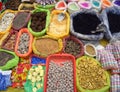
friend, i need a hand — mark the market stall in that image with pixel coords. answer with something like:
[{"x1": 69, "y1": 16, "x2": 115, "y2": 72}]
[{"x1": 0, "y1": 0, "x2": 120, "y2": 92}]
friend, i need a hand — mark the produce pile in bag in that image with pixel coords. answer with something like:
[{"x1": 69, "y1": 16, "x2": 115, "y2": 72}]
[
  {"x1": 70, "y1": 9, "x2": 105, "y2": 40},
  {"x1": 24, "y1": 65, "x2": 45, "y2": 92},
  {"x1": 102, "y1": 6, "x2": 120, "y2": 40},
  {"x1": 11, "y1": 63, "x2": 31, "y2": 88},
  {"x1": 0, "y1": 49, "x2": 19, "y2": 70},
  {"x1": 76, "y1": 56, "x2": 110, "y2": 92}
]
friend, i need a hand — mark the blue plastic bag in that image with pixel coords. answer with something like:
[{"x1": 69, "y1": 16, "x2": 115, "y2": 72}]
[{"x1": 0, "y1": 70, "x2": 12, "y2": 91}]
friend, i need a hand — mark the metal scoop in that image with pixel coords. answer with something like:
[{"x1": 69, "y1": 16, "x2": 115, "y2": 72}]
[{"x1": 58, "y1": 9, "x2": 66, "y2": 22}]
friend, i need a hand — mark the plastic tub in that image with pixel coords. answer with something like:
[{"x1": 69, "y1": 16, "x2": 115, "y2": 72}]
[
  {"x1": 28, "y1": 9, "x2": 50, "y2": 37},
  {"x1": 0, "y1": 49, "x2": 19, "y2": 70},
  {"x1": 18, "y1": 3, "x2": 35, "y2": 12},
  {"x1": 30, "y1": 54, "x2": 46, "y2": 65},
  {"x1": 32, "y1": 35, "x2": 63, "y2": 58},
  {"x1": 44, "y1": 54, "x2": 76, "y2": 92},
  {"x1": 1, "y1": 29, "x2": 18, "y2": 51},
  {"x1": 47, "y1": 10, "x2": 70, "y2": 38},
  {"x1": 15, "y1": 28, "x2": 33, "y2": 58},
  {"x1": 12, "y1": 12, "x2": 31, "y2": 30},
  {"x1": 68, "y1": 2, "x2": 80, "y2": 14},
  {"x1": 63, "y1": 36, "x2": 84, "y2": 58},
  {"x1": 76, "y1": 56, "x2": 110, "y2": 92}
]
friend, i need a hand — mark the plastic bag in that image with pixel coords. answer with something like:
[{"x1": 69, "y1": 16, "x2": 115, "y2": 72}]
[
  {"x1": 0, "y1": 70, "x2": 12, "y2": 91},
  {"x1": 101, "y1": 6, "x2": 120, "y2": 40},
  {"x1": 70, "y1": 9, "x2": 104, "y2": 40}
]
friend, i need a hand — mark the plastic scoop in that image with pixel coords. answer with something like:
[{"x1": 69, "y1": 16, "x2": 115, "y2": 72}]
[{"x1": 58, "y1": 9, "x2": 66, "y2": 21}]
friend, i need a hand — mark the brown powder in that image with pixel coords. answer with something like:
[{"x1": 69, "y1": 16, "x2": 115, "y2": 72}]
[
  {"x1": 35, "y1": 38, "x2": 59, "y2": 55},
  {"x1": 86, "y1": 45, "x2": 96, "y2": 55}
]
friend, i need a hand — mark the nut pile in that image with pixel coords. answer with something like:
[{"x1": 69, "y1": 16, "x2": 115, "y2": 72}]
[
  {"x1": 0, "y1": 12, "x2": 15, "y2": 31},
  {"x1": 3, "y1": 33, "x2": 17, "y2": 51},
  {"x1": 27, "y1": 65, "x2": 44, "y2": 92},
  {"x1": 0, "y1": 51, "x2": 14, "y2": 66},
  {"x1": 47, "y1": 61, "x2": 74, "y2": 92},
  {"x1": 36, "y1": 0, "x2": 56, "y2": 5},
  {"x1": 77, "y1": 57, "x2": 107, "y2": 90},
  {"x1": 65, "y1": 40, "x2": 81, "y2": 56},
  {"x1": 30, "y1": 12, "x2": 47, "y2": 32},
  {"x1": 17, "y1": 33, "x2": 30, "y2": 54},
  {"x1": 13, "y1": 12, "x2": 29, "y2": 30}
]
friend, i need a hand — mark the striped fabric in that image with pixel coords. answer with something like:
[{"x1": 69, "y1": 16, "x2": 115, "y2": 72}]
[
  {"x1": 112, "y1": 60, "x2": 120, "y2": 74},
  {"x1": 97, "y1": 49, "x2": 118, "y2": 70},
  {"x1": 105, "y1": 42, "x2": 120, "y2": 61},
  {"x1": 111, "y1": 74, "x2": 120, "y2": 92},
  {"x1": 112, "y1": 42, "x2": 120, "y2": 61}
]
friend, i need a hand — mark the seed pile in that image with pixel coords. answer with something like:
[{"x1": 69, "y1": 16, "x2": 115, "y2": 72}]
[
  {"x1": 36, "y1": 0, "x2": 56, "y2": 5},
  {"x1": 0, "y1": 12, "x2": 15, "y2": 31},
  {"x1": 27, "y1": 65, "x2": 44, "y2": 92},
  {"x1": 30, "y1": 12, "x2": 47, "y2": 32},
  {"x1": 13, "y1": 12, "x2": 29, "y2": 29},
  {"x1": 0, "y1": 51, "x2": 14, "y2": 66},
  {"x1": 85, "y1": 45, "x2": 96, "y2": 56},
  {"x1": 65, "y1": 40, "x2": 81, "y2": 56},
  {"x1": 107, "y1": 12, "x2": 120, "y2": 33},
  {"x1": 73, "y1": 13, "x2": 101, "y2": 35},
  {"x1": 18, "y1": 33, "x2": 30, "y2": 54},
  {"x1": 3, "y1": 33, "x2": 16, "y2": 51},
  {"x1": 35, "y1": 38, "x2": 59, "y2": 55},
  {"x1": 47, "y1": 61, "x2": 74, "y2": 92},
  {"x1": 5, "y1": 0, "x2": 21, "y2": 10},
  {"x1": 77, "y1": 57, "x2": 107, "y2": 90}
]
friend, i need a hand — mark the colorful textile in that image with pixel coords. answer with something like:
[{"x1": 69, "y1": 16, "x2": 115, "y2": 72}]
[
  {"x1": 97, "y1": 49, "x2": 118, "y2": 70},
  {"x1": 111, "y1": 74, "x2": 120, "y2": 92}
]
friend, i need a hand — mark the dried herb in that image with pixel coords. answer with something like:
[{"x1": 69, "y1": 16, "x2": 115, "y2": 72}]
[
  {"x1": 73, "y1": 13, "x2": 101, "y2": 35},
  {"x1": 5, "y1": 0, "x2": 21, "y2": 10},
  {"x1": 30, "y1": 12, "x2": 47, "y2": 32},
  {"x1": 0, "y1": 51, "x2": 14, "y2": 66},
  {"x1": 13, "y1": 12, "x2": 29, "y2": 29},
  {"x1": 65, "y1": 40, "x2": 81, "y2": 56},
  {"x1": 107, "y1": 12, "x2": 120, "y2": 33}
]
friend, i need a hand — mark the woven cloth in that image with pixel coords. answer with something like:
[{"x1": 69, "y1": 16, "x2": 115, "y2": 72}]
[
  {"x1": 112, "y1": 42, "x2": 120, "y2": 61},
  {"x1": 112, "y1": 60, "x2": 120, "y2": 74},
  {"x1": 111, "y1": 74, "x2": 120, "y2": 92},
  {"x1": 97, "y1": 49, "x2": 118, "y2": 70},
  {"x1": 105, "y1": 41, "x2": 120, "y2": 61}
]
